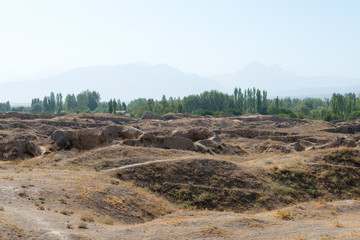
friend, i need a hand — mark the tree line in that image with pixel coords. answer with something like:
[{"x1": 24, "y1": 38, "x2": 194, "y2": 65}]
[
  {"x1": 28, "y1": 90, "x2": 106, "y2": 114},
  {"x1": 1, "y1": 88, "x2": 360, "y2": 121},
  {"x1": 126, "y1": 88, "x2": 360, "y2": 121}
]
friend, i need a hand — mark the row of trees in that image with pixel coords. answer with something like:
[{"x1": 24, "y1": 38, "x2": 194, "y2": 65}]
[
  {"x1": 31, "y1": 92, "x2": 64, "y2": 113},
  {"x1": 2, "y1": 88, "x2": 360, "y2": 121},
  {"x1": 26, "y1": 90, "x2": 129, "y2": 114},
  {"x1": 330, "y1": 93, "x2": 357, "y2": 116},
  {"x1": 126, "y1": 88, "x2": 269, "y2": 117},
  {"x1": 108, "y1": 99, "x2": 127, "y2": 113},
  {"x1": 126, "y1": 89, "x2": 360, "y2": 120},
  {"x1": 30, "y1": 90, "x2": 101, "y2": 113}
]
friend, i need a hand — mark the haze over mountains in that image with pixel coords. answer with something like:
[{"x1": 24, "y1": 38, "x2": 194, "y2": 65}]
[
  {"x1": 1, "y1": 62, "x2": 360, "y2": 104},
  {"x1": 0, "y1": 64, "x2": 223, "y2": 104},
  {"x1": 209, "y1": 62, "x2": 360, "y2": 98}
]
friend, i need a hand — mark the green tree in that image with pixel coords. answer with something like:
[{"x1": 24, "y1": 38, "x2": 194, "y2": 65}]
[
  {"x1": 275, "y1": 96, "x2": 279, "y2": 109},
  {"x1": 43, "y1": 96, "x2": 50, "y2": 112},
  {"x1": 112, "y1": 98, "x2": 117, "y2": 113},
  {"x1": 147, "y1": 99, "x2": 155, "y2": 112},
  {"x1": 55, "y1": 93, "x2": 63, "y2": 113},
  {"x1": 108, "y1": 99, "x2": 114, "y2": 113},
  {"x1": 297, "y1": 104, "x2": 311, "y2": 116},
  {"x1": 127, "y1": 98, "x2": 147, "y2": 117},
  {"x1": 261, "y1": 90, "x2": 268, "y2": 114},
  {"x1": 76, "y1": 92, "x2": 88, "y2": 112},
  {"x1": 49, "y1": 92, "x2": 56, "y2": 112},
  {"x1": 64, "y1": 94, "x2": 78, "y2": 112},
  {"x1": 0, "y1": 101, "x2": 11, "y2": 112},
  {"x1": 5, "y1": 101, "x2": 10, "y2": 111},
  {"x1": 31, "y1": 98, "x2": 40, "y2": 107},
  {"x1": 31, "y1": 103, "x2": 43, "y2": 113},
  {"x1": 330, "y1": 93, "x2": 345, "y2": 115},
  {"x1": 256, "y1": 89, "x2": 262, "y2": 113},
  {"x1": 87, "y1": 90, "x2": 100, "y2": 111}
]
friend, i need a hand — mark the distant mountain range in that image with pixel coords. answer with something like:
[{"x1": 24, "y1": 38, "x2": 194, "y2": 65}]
[
  {"x1": 1, "y1": 62, "x2": 360, "y2": 103},
  {"x1": 0, "y1": 64, "x2": 223, "y2": 103},
  {"x1": 208, "y1": 62, "x2": 360, "y2": 98}
]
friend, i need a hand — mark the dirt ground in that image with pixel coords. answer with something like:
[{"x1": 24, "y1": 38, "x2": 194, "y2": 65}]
[{"x1": 1, "y1": 112, "x2": 360, "y2": 239}]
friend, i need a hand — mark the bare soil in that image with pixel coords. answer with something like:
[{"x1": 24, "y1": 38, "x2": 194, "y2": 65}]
[{"x1": 1, "y1": 112, "x2": 360, "y2": 239}]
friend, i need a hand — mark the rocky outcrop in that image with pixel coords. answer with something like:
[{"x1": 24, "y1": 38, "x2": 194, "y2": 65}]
[
  {"x1": 124, "y1": 134, "x2": 195, "y2": 151},
  {"x1": 311, "y1": 137, "x2": 357, "y2": 150},
  {"x1": 289, "y1": 142, "x2": 305, "y2": 152},
  {"x1": 256, "y1": 142, "x2": 293, "y2": 154},
  {"x1": 0, "y1": 135, "x2": 39, "y2": 160},
  {"x1": 195, "y1": 142, "x2": 247, "y2": 155},
  {"x1": 219, "y1": 129, "x2": 289, "y2": 140},
  {"x1": 51, "y1": 129, "x2": 104, "y2": 150},
  {"x1": 171, "y1": 127, "x2": 221, "y2": 142},
  {"x1": 51, "y1": 124, "x2": 246, "y2": 155},
  {"x1": 122, "y1": 127, "x2": 223, "y2": 152},
  {"x1": 102, "y1": 125, "x2": 144, "y2": 141},
  {"x1": 52, "y1": 125, "x2": 144, "y2": 150}
]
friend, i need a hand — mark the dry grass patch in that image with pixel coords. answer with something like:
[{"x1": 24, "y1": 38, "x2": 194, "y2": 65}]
[
  {"x1": 1, "y1": 175, "x2": 14, "y2": 180},
  {"x1": 21, "y1": 183, "x2": 35, "y2": 188},
  {"x1": 329, "y1": 206, "x2": 338, "y2": 215},
  {"x1": 333, "y1": 220, "x2": 343, "y2": 228},
  {"x1": 336, "y1": 229, "x2": 360, "y2": 238},
  {"x1": 317, "y1": 199, "x2": 327, "y2": 206},
  {"x1": 60, "y1": 210, "x2": 74, "y2": 216},
  {"x1": 37, "y1": 205, "x2": 45, "y2": 210},
  {"x1": 78, "y1": 221, "x2": 88, "y2": 229},
  {"x1": 97, "y1": 215, "x2": 114, "y2": 225},
  {"x1": 72, "y1": 233, "x2": 92, "y2": 239},
  {"x1": 198, "y1": 226, "x2": 231, "y2": 237},
  {"x1": 37, "y1": 195, "x2": 45, "y2": 201},
  {"x1": 320, "y1": 236, "x2": 334, "y2": 240},
  {"x1": 103, "y1": 195, "x2": 126, "y2": 211},
  {"x1": 80, "y1": 211, "x2": 94, "y2": 222},
  {"x1": 275, "y1": 210, "x2": 292, "y2": 220},
  {"x1": 0, "y1": 221, "x2": 24, "y2": 237},
  {"x1": 271, "y1": 184, "x2": 298, "y2": 203},
  {"x1": 247, "y1": 221, "x2": 264, "y2": 228},
  {"x1": 17, "y1": 190, "x2": 27, "y2": 197},
  {"x1": 66, "y1": 222, "x2": 73, "y2": 229},
  {"x1": 287, "y1": 234, "x2": 308, "y2": 240},
  {"x1": 273, "y1": 233, "x2": 308, "y2": 240},
  {"x1": 19, "y1": 156, "x2": 47, "y2": 167}
]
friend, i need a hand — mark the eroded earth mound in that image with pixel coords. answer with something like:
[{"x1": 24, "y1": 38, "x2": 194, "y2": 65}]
[{"x1": 1, "y1": 113, "x2": 360, "y2": 239}]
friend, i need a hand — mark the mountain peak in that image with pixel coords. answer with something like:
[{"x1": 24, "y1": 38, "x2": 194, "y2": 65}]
[{"x1": 241, "y1": 62, "x2": 267, "y2": 71}]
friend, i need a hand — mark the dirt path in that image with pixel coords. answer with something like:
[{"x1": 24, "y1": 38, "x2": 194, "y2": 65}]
[{"x1": 100, "y1": 155, "x2": 199, "y2": 173}]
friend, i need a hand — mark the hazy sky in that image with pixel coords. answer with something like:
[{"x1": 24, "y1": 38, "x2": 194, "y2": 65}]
[{"x1": 0, "y1": 0, "x2": 359, "y2": 83}]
